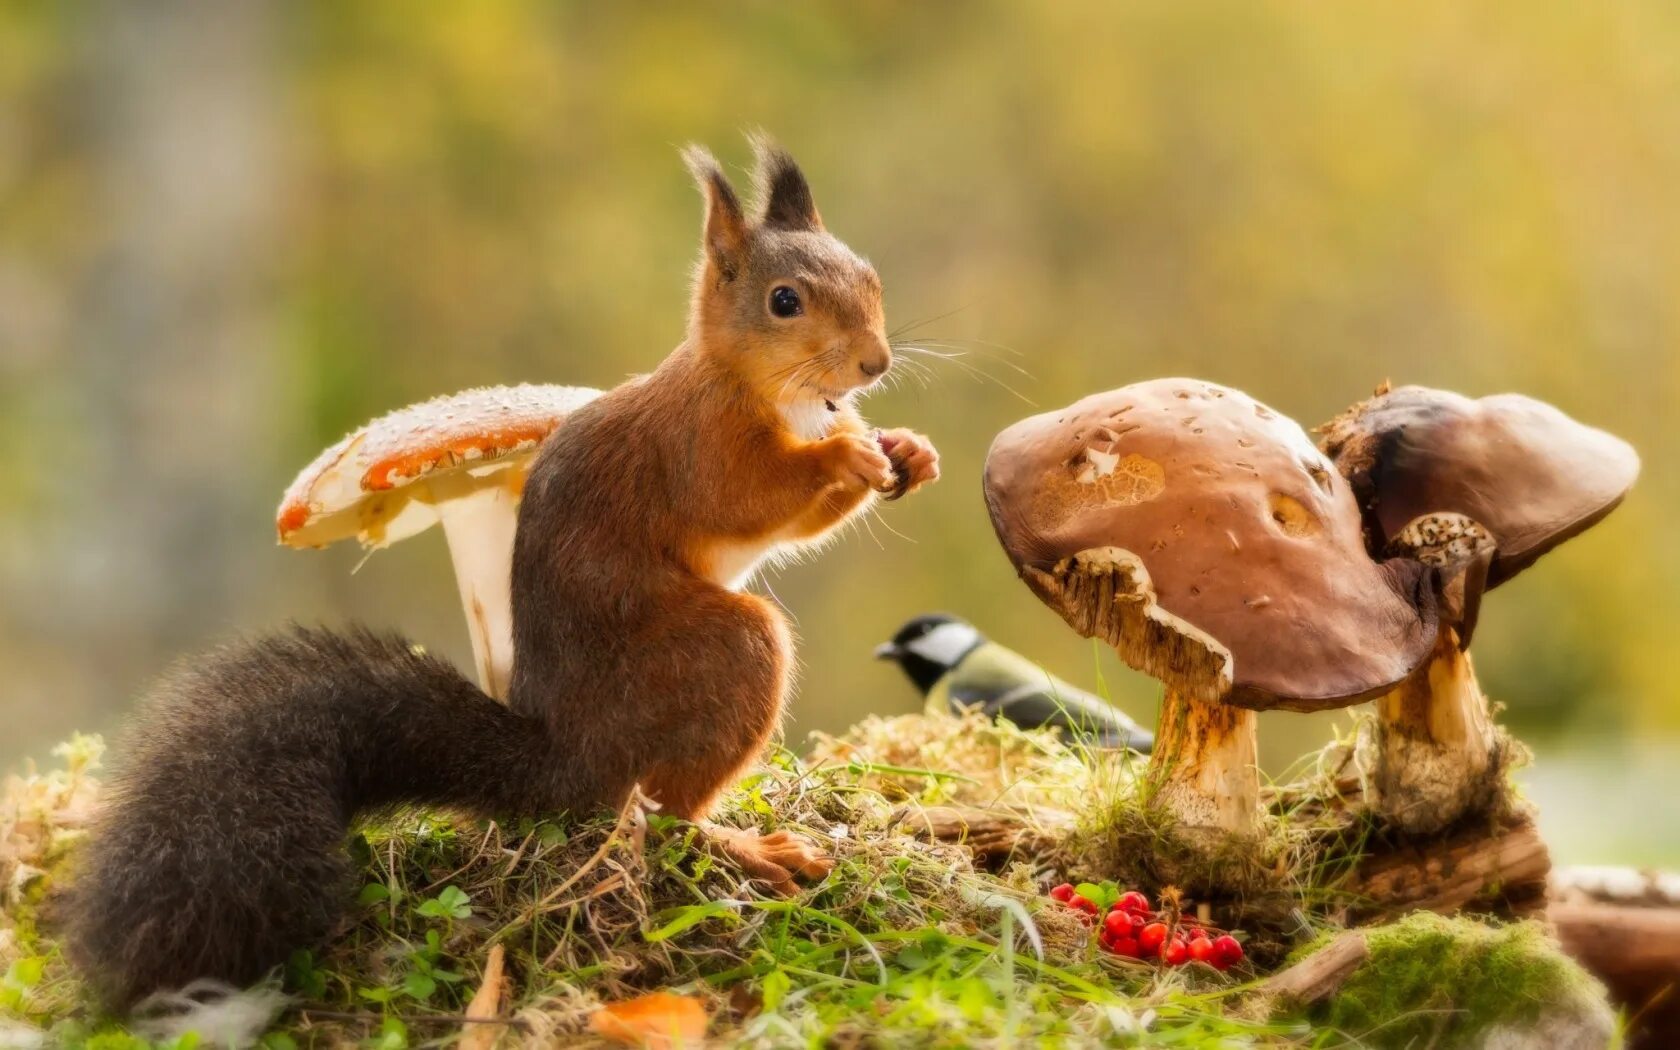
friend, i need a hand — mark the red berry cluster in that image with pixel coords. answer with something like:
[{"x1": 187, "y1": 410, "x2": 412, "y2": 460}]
[{"x1": 1048, "y1": 884, "x2": 1244, "y2": 970}]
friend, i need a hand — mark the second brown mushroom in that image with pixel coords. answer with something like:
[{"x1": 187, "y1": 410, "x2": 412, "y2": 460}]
[
  {"x1": 984, "y1": 379, "x2": 1439, "y2": 841},
  {"x1": 1320, "y1": 384, "x2": 1641, "y2": 834}
]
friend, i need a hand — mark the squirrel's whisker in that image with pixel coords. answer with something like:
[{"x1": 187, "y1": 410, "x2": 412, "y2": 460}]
[
  {"x1": 864, "y1": 502, "x2": 917, "y2": 544},
  {"x1": 886, "y1": 305, "x2": 973, "y2": 342},
  {"x1": 893, "y1": 345, "x2": 1037, "y2": 405},
  {"x1": 895, "y1": 342, "x2": 1035, "y2": 380},
  {"x1": 887, "y1": 358, "x2": 935, "y2": 392},
  {"x1": 898, "y1": 345, "x2": 1035, "y2": 387},
  {"x1": 854, "y1": 504, "x2": 887, "y2": 550},
  {"x1": 904, "y1": 333, "x2": 1027, "y2": 359}
]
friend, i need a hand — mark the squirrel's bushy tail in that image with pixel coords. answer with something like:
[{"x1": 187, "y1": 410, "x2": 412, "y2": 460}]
[{"x1": 61, "y1": 626, "x2": 553, "y2": 1009}]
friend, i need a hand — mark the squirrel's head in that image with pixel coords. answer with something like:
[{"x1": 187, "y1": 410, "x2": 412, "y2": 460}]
[{"x1": 682, "y1": 137, "x2": 890, "y2": 412}]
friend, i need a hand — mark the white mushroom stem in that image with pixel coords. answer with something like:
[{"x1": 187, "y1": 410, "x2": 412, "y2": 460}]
[
  {"x1": 1371, "y1": 626, "x2": 1499, "y2": 835},
  {"x1": 1148, "y1": 691, "x2": 1261, "y2": 838},
  {"x1": 436, "y1": 479, "x2": 521, "y2": 702}
]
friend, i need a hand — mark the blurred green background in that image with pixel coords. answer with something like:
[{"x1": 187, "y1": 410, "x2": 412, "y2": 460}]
[{"x1": 2, "y1": 2, "x2": 1675, "y2": 862}]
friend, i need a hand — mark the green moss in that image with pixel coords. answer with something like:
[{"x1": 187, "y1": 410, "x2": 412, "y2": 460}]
[{"x1": 1311, "y1": 913, "x2": 1601, "y2": 1048}]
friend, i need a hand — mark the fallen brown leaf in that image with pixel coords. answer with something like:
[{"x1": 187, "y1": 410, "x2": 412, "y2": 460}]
[
  {"x1": 589, "y1": 991, "x2": 708, "y2": 1048},
  {"x1": 457, "y1": 944, "x2": 506, "y2": 1050}
]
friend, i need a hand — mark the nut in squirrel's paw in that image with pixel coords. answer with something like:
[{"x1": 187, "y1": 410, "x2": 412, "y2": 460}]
[
  {"x1": 834, "y1": 431, "x2": 896, "y2": 492},
  {"x1": 876, "y1": 428, "x2": 941, "y2": 500}
]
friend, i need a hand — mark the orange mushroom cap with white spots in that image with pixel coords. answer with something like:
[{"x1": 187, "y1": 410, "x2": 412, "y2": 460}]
[
  {"x1": 276, "y1": 382, "x2": 601, "y2": 701},
  {"x1": 277, "y1": 384, "x2": 601, "y2": 550}
]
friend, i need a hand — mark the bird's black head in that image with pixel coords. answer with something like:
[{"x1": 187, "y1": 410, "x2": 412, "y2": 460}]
[{"x1": 874, "y1": 613, "x2": 985, "y2": 695}]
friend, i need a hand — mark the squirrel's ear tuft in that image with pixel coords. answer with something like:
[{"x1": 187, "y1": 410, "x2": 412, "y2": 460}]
[
  {"x1": 682, "y1": 144, "x2": 747, "y2": 281},
  {"x1": 750, "y1": 133, "x2": 823, "y2": 232}
]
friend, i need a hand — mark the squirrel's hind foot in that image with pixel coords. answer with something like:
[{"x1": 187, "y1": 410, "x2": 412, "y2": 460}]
[{"x1": 703, "y1": 824, "x2": 834, "y2": 896}]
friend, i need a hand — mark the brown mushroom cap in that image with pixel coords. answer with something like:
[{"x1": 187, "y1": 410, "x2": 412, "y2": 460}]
[
  {"x1": 1319, "y1": 386, "x2": 1641, "y2": 587},
  {"x1": 277, "y1": 383, "x2": 601, "y2": 549},
  {"x1": 984, "y1": 379, "x2": 1437, "y2": 713}
]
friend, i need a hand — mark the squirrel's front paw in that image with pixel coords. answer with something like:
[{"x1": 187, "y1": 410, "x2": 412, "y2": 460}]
[
  {"x1": 876, "y1": 428, "x2": 941, "y2": 500},
  {"x1": 831, "y1": 431, "x2": 896, "y2": 493}
]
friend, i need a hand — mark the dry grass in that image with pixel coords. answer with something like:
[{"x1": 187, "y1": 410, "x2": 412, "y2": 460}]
[{"x1": 806, "y1": 707, "x2": 1101, "y2": 812}]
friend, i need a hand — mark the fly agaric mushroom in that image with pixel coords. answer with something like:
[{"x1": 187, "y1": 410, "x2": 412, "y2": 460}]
[
  {"x1": 984, "y1": 379, "x2": 1438, "y2": 840},
  {"x1": 1320, "y1": 385, "x2": 1640, "y2": 834},
  {"x1": 278, "y1": 383, "x2": 601, "y2": 700}
]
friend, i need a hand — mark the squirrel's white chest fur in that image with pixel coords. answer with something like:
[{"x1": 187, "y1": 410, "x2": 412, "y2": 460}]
[
  {"x1": 780, "y1": 398, "x2": 837, "y2": 442},
  {"x1": 707, "y1": 528, "x2": 802, "y2": 591},
  {"x1": 704, "y1": 399, "x2": 849, "y2": 590}
]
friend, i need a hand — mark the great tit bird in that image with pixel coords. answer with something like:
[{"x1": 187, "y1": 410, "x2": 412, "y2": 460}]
[{"x1": 874, "y1": 614, "x2": 1154, "y2": 752}]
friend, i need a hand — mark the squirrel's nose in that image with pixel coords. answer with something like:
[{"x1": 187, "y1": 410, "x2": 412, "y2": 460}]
[{"x1": 859, "y1": 357, "x2": 889, "y2": 379}]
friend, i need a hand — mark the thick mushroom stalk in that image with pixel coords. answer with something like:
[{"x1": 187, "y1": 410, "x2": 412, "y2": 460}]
[
  {"x1": 1372, "y1": 629, "x2": 1495, "y2": 833},
  {"x1": 1154, "y1": 696, "x2": 1258, "y2": 836},
  {"x1": 1320, "y1": 385, "x2": 1640, "y2": 833},
  {"x1": 277, "y1": 384, "x2": 601, "y2": 700},
  {"x1": 1368, "y1": 514, "x2": 1500, "y2": 834},
  {"x1": 1023, "y1": 546, "x2": 1257, "y2": 836},
  {"x1": 987, "y1": 381, "x2": 1438, "y2": 847}
]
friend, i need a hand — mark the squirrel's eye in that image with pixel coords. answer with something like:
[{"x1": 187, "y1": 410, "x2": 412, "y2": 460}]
[{"x1": 769, "y1": 286, "x2": 802, "y2": 318}]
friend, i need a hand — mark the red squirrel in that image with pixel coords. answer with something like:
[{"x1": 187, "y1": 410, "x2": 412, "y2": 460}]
[{"x1": 62, "y1": 137, "x2": 939, "y2": 1008}]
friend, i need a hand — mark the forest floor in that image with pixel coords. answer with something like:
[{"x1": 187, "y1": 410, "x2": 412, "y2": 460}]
[{"x1": 1, "y1": 716, "x2": 1614, "y2": 1048}]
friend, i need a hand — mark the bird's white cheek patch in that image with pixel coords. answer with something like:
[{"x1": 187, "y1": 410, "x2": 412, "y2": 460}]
[{"x1": 905, "y1": 622, "x2": 983, "y2": 665}]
